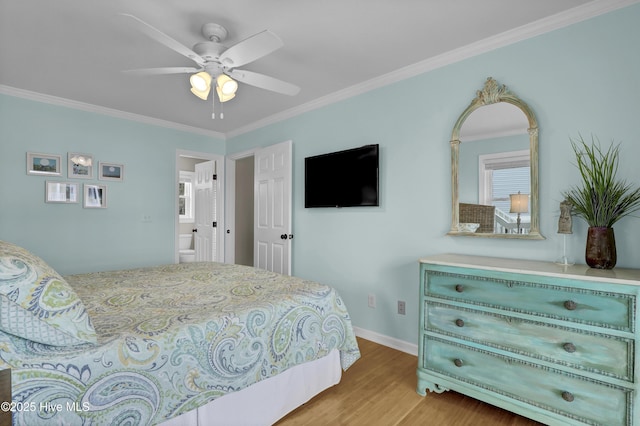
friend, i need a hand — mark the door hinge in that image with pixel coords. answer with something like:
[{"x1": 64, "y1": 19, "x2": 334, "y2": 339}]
[
  {"x1": 212, "y1": 174, "x2": 217, "y2": 180},
  {"x1": 212, "y1": 221, "x2": 217, "y2": 227}
]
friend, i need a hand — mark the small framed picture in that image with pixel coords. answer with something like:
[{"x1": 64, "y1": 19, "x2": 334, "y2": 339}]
[
  {"x1": 27, "y1": 153, "x2": 62, "y2": 176},
  {"x1": 68, "y1": 153, "x2": 94, "y2": 179},
  {"x1": 84, "y1": 184, "x2": 107, "y2": 208},
  {"x1": 45, "y1": 181, "x2": 79, "y2": 203},
  {"x1": 99, "y1": 162, "x2": 124, "y2": 181}
]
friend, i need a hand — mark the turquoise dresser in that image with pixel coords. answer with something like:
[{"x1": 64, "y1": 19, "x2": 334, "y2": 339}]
[{"x1": 417, "y1": 254, "x2": 640, "y2": 425}]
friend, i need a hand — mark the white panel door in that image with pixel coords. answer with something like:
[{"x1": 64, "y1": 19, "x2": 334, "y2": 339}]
[
  {"x1": 194, "y1": 160, "x2": 217, "y2": 262},
  {"x1": 254, "y1": 141, "x2": 292, "y2": 275}
]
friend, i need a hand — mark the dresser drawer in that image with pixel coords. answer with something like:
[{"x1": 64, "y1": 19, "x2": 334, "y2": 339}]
[
  {"x1": 426, "y1": 302, "x2": 634, "y2": 381},
  {"x1": 425, "y1": 269, "x2": 634, "y2": 331},
  {"x1": 423, "y1": 337, "x2": 631, "y2": 426}
]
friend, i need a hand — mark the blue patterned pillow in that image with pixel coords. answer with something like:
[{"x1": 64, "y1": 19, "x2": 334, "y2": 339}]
[{"x1": 0, "y1": 240, "x2": 97, "y2": 346}]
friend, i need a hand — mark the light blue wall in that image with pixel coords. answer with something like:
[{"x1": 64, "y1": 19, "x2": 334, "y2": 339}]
[
  {"x1": 0, "y1": 95, "x2": 225, "y2": 275},
  {"x1": 228, "y1": 4, "x2": 640, "y2": 344},
  {"x1": 1, "y1": 5, "x2": 639, "y2": 346}
]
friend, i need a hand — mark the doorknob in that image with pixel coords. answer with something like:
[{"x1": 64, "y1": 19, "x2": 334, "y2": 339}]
[
  {"x1": 192, "y1": 229, "x2": 198, "y2": 233},
  {"x1": 280, "y1": 234, "x2": 287, "y2": 239}
]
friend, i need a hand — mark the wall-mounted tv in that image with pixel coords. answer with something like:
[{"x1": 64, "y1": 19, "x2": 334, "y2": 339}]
[{"x1": 305, "y1": 144, "x2": 379, "y2": 208}]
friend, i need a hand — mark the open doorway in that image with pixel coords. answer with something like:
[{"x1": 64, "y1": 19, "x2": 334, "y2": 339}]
[
  {"x1": 234, "y1": 156, "x2": 254, "y2": 266},
  {"x1": 225, "y1": 152, "x2": 255, "y2": 267},
  {"x1": 175, "y1": 150, "x2": 224, "y2": 264},
  {"x1": 226, "y1": 140, "x2": 292, "y2": 274}
]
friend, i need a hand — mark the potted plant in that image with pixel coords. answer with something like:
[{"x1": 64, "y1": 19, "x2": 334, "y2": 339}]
[{"x1": 563, "y1": 135, "x2": 640, "y2": 269}]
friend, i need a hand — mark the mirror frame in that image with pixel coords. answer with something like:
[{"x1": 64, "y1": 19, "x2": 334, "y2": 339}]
[{"x1": 448, "y1": 77, "x2": 544, "y2": 239}]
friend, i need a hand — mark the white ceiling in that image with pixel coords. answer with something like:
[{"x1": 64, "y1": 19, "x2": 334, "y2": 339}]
[{"x1": 0, "y1": 0, "x2": 632, "y2": 138}]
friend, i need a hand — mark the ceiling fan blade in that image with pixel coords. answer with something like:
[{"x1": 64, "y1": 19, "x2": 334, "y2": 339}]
[
  {"x1": 219, "y1": 30, "x2": 284, "y2": 68},
  {"x1": 228, "y1": 69, "x2": 300, "y2": 96},
  {"x1": 120, "y1": 13, "x2": 205, "y2": 66},
  {"x1": 123, "y1": 67, "x2": 201, "y2": 76}
]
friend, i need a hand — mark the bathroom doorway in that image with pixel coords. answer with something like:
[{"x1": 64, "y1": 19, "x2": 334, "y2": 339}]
[{"x1": 175, "y1": 150, "x2": 225, "y2": 264}]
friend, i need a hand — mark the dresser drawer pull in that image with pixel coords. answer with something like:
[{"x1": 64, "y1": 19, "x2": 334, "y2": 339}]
[
  {"x1": 563, "y1": 342, "x2": 576, "y2": 353},
  {"x1": 455, "y1": 284, "x2": 464, "y2": 293},
  {"x1": 563, "y1": 300, "x2": 577, "y2": 311},
  {"x1": 453, "y1": 358, "x2": 463, "y2": 367},
  {"x1": 561, "y1": 391, "x2": 575, "y2": 402},
  {"x1": 455, "y1": 319, "x2": 465, "y2": 327}
]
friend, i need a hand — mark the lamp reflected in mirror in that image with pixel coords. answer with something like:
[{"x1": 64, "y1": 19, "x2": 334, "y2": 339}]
[{"x1": 509, "y1": 191, "x2": 529, "y2": 234}]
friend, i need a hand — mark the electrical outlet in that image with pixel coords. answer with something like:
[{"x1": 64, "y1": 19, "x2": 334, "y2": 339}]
[
  {"x1": 398, "y1": 300, "x2": 406, "y2": 315},
  {"x1": 368, "y1": 294, "x2": 376, "y2": 308}
]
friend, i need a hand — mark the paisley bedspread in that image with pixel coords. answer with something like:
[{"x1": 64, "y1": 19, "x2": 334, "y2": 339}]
[{"x1": 1, "y1": 262, "x2": 360, "y2": 425}]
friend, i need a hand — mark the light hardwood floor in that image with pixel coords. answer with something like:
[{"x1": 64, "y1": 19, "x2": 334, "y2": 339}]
[{"x1": 277, "y1": 338, "x2": 542, "y2": 426}]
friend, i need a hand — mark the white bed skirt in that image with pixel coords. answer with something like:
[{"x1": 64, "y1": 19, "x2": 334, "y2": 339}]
[{"x1": 159, "y1": 349, "x2": 342, "y2": 426}]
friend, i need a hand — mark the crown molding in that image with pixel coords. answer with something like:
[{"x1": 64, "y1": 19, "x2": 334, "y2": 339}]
[
  {"x1": 2, "y1": 0, "x2": 636, "y2": 141},
  {"x1": 0, "y1": 85, "x2": 225, "y2": 140},
  {"x1": 226, "y1": 0, "x2": 639, "y2": 139}
]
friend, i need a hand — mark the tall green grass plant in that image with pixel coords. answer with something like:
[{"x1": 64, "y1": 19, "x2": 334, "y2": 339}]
[{"x1": 563, "y1": 135, "x2": 640, "y2": 228}]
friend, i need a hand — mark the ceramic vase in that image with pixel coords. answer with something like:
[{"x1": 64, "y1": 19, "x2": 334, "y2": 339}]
[{"x1": 585, "y1": 226, "x2": 616, "y2": 269}]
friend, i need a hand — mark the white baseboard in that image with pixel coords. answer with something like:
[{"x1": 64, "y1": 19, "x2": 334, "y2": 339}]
[{"x1": 353, "y1": 327, "x2": 418, "y2": 356}]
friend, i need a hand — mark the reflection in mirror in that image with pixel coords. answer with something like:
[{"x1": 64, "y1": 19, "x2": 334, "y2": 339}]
[
  {"x1": 449, "y1": 78, "x2": 544, "y2": 239},
  {"x1": 459, "y1": 103, "x2": 530, "y2": 234}
]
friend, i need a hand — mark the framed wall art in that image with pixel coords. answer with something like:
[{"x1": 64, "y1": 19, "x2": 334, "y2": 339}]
[
  {"x1": 27, "y1": 152, "x2": 62, "y2": 176},
  {"x1": 68, "y1": 153, "x2": 94, "y2": 179},
  {"x1": 45, "y1": 181, "x2": 79, "y2": 203},
  {"x1": 84, "y1": 184, "x2": 107, "y2": 208},
  {"x1": 99, "y1": 162, "x2": 124, "y2": 181}
]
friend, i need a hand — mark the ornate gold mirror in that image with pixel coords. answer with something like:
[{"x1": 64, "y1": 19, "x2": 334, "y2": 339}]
[{"x1": 448, "y1": 77, "x2": 544, "y2": 239}]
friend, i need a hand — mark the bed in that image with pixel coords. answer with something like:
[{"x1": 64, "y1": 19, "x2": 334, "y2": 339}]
[{"x1": 0, "y1": 240, "x2": 360, "y2": 425}]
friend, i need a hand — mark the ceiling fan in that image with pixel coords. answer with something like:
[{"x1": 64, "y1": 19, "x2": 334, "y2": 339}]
[{"x1": 121, "y1": 13, "x2": 300, "y2": 110}]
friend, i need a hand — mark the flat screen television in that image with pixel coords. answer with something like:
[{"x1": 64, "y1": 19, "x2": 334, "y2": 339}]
[{"x1": 305, "y1": 144, "x2": 379, "y2": 208}]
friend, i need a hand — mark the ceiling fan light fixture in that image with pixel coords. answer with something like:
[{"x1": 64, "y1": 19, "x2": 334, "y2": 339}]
[
  {"x1": 216, "y1": 74, "x2": 238, "y2": 96},
  {"x1": 190, "y1": 71, "x2": 211, "y2": 91},
  {"x1": 190, "y1": 87, "x2": 210, "y2": 100},
  {"x1": 216, "y1": 86, "x2": 236, "y2": 103}
]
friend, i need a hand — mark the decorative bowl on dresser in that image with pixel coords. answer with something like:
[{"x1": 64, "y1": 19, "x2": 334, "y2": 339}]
[{"x1": 417, "y1": 254, "x2": 640, "y2": 426}]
